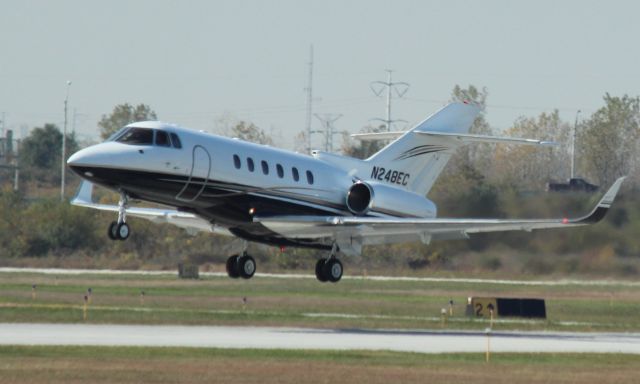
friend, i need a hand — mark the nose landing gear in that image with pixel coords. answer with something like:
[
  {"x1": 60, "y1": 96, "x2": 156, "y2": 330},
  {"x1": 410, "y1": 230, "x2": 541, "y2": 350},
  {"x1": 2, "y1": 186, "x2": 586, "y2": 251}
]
[{"x1": 108, "y1": 192, "x2": 130, "y2": 241}]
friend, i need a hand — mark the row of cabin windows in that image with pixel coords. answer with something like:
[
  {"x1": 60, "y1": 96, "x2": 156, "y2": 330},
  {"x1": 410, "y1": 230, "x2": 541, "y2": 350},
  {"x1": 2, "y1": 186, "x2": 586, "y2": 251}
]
[{"x1": 233, "y1": 154, "x2": 314, "y2": 184}]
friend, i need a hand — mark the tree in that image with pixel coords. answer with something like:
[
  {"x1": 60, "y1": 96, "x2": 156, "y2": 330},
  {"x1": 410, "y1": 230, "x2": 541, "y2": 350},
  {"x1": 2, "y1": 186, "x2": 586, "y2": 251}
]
[
  {"x1": 340, "y1": 124, "x2": 386, "y2": 159},
  {"x1": 578, "y1": 94, "x2": 640, "y2": 187},
  {"x1": 19, "y1": 124, "x2": 78, "y2": 181},
  {"x1": 98, "y1": 103, "x2": 158, "y2": 139},
  {"x1": 230, "y1": 121, "x2": 273, "y2": 145},
  {"x1": 494, "y1": 110, "x2": 571, "y2": 189}
]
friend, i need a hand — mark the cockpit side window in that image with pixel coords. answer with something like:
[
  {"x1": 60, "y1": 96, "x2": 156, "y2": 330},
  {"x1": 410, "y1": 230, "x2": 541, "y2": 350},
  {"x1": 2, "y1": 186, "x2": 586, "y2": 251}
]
[
  {"x1": 116, "y1": 128, "x2": 154, "y2": 145},
  {"x1": 169, "y1": 133, "x2": 182, "y2": 149},
  {"x1": 155, "y1": 130, "x2": 171, "y2": 147}
]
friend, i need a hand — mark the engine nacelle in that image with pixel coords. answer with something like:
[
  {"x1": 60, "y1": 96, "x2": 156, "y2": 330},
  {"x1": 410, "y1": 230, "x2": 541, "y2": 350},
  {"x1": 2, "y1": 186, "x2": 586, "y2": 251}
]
[{"x1": 346, "y1": 181, "x2": 436, "y2": 217}]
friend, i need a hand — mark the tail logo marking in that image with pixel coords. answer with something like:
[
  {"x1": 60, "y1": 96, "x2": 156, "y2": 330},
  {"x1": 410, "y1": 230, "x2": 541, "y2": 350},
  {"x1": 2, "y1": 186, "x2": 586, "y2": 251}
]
[{"x1": 394, "y1": 144, "x2": 448, "y2": 161}]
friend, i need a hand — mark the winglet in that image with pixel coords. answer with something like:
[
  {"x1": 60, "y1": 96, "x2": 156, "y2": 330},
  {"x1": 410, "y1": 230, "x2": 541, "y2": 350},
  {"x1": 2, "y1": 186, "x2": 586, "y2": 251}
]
[
  {"x1": 71, "y1": 180, "x2": 94, "y2": 206},
  {"x1": 573, "y1": 177, "x2": 625, "y2": 224}
]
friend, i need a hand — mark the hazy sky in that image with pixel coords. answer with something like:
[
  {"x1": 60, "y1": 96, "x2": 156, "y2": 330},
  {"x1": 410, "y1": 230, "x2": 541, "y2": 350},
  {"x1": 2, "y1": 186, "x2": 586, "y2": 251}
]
[{"x1": 1, "y1": 0, "x2": 639, "y2": 150}]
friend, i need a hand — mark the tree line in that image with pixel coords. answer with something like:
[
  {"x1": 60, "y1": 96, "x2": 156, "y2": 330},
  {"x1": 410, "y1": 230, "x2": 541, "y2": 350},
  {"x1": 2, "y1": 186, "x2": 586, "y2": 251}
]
[{"x1": 1, "y1": 89, "x2": 639, "y2": 277}]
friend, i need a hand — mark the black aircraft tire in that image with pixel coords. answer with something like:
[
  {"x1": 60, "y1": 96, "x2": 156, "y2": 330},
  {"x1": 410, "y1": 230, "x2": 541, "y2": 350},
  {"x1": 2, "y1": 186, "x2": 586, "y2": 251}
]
[
  {"x1": 315, "y1": 258, "x2": 328, "y2": 282},
  {"x1": 116, "y1": 222, "x2": 130, "y2": 241},
  {"x1": 323, "y1": 258, "x2": 343, "y2": 283},
  {"x1": 108, "y1": 221, "x2": 118, "y2": 240},
  {"x1": 226, "y1": 255, "x2": 240, "y2": 279},
  {"x1": 238, "y1": 254, "x2": 256, "y2": 279}
]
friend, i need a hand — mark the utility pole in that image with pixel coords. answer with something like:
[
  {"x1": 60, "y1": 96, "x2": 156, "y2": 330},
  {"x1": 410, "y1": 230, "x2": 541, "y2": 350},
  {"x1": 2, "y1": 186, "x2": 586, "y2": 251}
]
[
  {"x1": 61, "y1": 80, "x2": 72, "y2": 202},
  {"x1": 370, "y1": 69, "x2": 409, "y2": 131},
  {"x1": 312, "y1": 113, "x2": 343, "y2": 152},
  {"x1": 304, "y1": 45, "x2": 314, "y2": 154},
  {"x1": 72, "y1": 108, "x2": 77, "y2": 135},
  {"x1": 570, "y1": 109, "x2": 581, "y2": 179},
  {"x1": 13, "y1": 139, "x2": 19, "y2": 191}
]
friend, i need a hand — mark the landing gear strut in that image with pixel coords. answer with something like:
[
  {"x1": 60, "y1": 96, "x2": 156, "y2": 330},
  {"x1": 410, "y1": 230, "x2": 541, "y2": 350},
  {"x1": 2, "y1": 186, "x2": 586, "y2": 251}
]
[
  {"x1": 315, "y1": 244, "x2": 343, "y2": 283},
  {"x1": 108, "y1": 192, "x2": 130, "y2": 241}
]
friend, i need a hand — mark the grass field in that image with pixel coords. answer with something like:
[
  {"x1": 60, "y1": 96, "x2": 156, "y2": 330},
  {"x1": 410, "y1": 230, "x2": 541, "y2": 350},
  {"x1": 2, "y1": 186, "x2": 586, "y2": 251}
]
[
  {"x1": 1, "y1": 270, "x2": 639, "y2": 332},
  {"x1": 0, "y1": 346, "x2": 639, "y2": 384}
]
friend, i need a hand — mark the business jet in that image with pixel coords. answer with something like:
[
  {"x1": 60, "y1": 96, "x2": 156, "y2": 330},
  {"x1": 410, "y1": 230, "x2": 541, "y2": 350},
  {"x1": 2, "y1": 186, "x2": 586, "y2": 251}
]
[{"x1": 67, "y1": 102, "x2": 624, "y2": 283}]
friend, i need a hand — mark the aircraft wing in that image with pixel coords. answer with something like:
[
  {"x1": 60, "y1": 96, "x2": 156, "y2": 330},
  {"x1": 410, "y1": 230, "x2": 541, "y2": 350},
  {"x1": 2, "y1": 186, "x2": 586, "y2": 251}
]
[
  {"x1": 71, "y1": 181, "x2": 223, "y2": 235},
  {"x1": 255, "y1": 177, "x2": 625, "y2": 244}
]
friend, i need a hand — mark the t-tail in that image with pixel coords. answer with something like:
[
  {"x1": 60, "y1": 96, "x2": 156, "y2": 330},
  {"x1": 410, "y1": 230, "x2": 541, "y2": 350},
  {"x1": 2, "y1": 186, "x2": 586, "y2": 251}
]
[{"x1": 354, "y1": 102, "x2": 554, "y2": 196}]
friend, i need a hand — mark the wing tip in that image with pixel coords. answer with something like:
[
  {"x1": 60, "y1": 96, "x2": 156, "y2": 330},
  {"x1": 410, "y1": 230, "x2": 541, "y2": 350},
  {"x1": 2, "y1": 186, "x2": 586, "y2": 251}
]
[
  {"x1": 574, "y1": 176, "x2": 626, "y2": 224},
  {"x1": 71, "y1": 181, "x2": 94, "y2": 206}
]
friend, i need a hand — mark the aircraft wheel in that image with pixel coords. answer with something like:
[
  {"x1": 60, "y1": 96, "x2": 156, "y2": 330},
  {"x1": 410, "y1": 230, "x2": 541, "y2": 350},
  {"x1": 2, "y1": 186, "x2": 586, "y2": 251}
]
[
  {"x1": 116, "y1": 222, "x2": 130, "y2": 241},
  {"x1": 238, "y1": 254, "x2": 256, "y2": 279},
  {"x1": 315, "y1": 258, "x2": 328, "y2": 282},
  {"x1": 323, "y1": 258, "x2": 343, "y2": 283},
  {"x1": 226, "y1": 255, "x2": 240, "y2": 279},
  {"x1": 108, "y1": 221, "x2": 118, "y2": 240}
]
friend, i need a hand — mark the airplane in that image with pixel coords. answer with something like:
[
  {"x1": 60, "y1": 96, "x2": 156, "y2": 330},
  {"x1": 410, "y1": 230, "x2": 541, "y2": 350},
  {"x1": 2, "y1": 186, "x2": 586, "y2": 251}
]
[{"x1": 67, "y1": 102, "x2": 625, "y2": 283}]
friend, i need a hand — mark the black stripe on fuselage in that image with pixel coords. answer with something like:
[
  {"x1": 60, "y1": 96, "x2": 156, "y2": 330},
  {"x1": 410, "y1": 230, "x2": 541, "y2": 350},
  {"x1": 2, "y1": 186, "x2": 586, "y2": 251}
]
[{"x1": 69, "y1": 165, "x2": 345, "y2": 249}]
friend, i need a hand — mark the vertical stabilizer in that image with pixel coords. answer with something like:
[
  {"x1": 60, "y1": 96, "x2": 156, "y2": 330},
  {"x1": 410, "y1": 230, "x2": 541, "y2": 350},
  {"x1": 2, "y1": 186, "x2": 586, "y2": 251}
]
[{"x1": 364, "y1": 102, "x2": 481, "y2": 195}]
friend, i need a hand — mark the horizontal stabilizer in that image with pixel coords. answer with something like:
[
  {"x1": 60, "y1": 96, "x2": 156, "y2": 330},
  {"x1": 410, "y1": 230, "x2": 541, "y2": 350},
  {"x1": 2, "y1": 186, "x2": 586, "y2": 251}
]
[{"x1": 353, "y1": 131, "x2": 556, "y2": 146}]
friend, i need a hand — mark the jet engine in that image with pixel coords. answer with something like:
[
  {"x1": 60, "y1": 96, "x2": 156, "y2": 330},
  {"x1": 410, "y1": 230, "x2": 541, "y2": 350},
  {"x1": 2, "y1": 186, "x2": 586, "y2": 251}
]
[{"x1": 345, "y1": 181, "x2": 436, "y2": 218}]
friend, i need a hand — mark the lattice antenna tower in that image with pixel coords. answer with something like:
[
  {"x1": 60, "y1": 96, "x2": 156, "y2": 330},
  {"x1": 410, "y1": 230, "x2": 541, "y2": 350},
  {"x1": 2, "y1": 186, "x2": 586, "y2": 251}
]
[
  {"x1": 312, "y1": 113, "x2": 343, "y2": 152},
  {"x1": 370, "y1": 69, "x2": 410, "y2": 131}
]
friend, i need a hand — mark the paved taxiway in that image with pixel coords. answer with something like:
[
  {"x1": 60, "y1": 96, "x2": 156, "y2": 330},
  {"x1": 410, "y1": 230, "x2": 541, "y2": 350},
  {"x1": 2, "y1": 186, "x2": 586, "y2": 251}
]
[
  {"x1": 1, "y1": 323, "x2": 639, "y2": 354},
  {"x1": 3, "y1": 267, "x2": 640, "y2": 287}
]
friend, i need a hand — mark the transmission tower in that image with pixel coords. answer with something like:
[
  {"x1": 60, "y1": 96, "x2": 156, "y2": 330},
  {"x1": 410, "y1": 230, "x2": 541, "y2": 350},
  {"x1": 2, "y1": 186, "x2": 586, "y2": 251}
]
[
  {"x1": 312, "y1": 113, "x2": 343, "y2": 152},
  {"x1": 370, "y1": 69, "x2": 409, "y2": 131},
  {"x1": 303, "y1": 45, "x2": 314, "y2": 154}
]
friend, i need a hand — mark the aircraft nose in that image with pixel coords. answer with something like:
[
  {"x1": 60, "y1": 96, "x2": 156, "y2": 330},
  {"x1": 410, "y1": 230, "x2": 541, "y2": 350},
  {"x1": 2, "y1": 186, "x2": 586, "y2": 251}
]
[{"x1": 67, "y1": 147, "x2": 92, "y2": 167}]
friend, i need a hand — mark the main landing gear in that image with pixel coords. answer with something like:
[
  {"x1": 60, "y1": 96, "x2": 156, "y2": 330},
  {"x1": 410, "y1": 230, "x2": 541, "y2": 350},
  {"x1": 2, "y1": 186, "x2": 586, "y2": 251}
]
[
  {"x1": 226, "y1": 253, "x2": 256, "y2": 280},
  {"x1": 108, "y1": 192, "x2": 130, "y2": 241},
  {"x1": 315, "y1": 244, "x2": 343, "y2": 283}
]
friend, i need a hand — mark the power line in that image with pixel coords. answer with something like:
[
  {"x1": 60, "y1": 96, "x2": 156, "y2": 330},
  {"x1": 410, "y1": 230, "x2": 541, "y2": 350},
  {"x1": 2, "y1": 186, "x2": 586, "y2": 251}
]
[{"x1": 370, "y1": 69, "x2": 409, "y2": 131}]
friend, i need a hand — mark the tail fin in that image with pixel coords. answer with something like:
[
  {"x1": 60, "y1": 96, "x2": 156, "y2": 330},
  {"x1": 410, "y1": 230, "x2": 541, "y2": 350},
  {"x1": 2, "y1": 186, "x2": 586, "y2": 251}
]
[{"x1": 364, "y1": 102, "x2": 481, "y2": 195}]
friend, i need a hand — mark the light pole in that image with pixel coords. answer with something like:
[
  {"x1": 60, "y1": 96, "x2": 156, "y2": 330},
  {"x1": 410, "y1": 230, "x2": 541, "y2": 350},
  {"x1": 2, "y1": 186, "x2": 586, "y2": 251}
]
[
  {"x1": 61, "y1": 80, "x2": 72, "y2": 201},
  {"x1": 570, "y1": 109, "x2": 581, "y2": 179}
]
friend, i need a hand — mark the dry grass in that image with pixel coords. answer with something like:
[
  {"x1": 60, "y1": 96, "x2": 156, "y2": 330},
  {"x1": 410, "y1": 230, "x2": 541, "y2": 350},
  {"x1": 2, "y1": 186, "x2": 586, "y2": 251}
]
[
  {"x1": 1, "y1": 271, "x2": 640, "y2": 331},
  {"x1": 0, "y1": 347, "x2": 639, "y2": 384}
]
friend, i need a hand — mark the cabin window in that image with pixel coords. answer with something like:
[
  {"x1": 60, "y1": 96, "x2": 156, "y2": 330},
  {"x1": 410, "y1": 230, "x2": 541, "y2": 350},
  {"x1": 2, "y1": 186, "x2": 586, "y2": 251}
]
[
  {"x1": 169, "y1": 133, "x2": 182, "y2": 149},
  {"x1": 155, "y1": 131, "x2": 170, "y2": 147},
  {"x1": 233, "y1": 154, "x2": 241, "y2": 169},
  {"x1": 261, "y1": 160, "x2": 269, "y2": 175},
  {"x1": 292, "y1": 167, "x2": 299, "y2": 182},
  {"x1": 276, "y1": 164, "x2": 284, "y2": 178},
  {"x1": 306, "y1": 170, "x2": 314, "y2": 185},
  {"x1": 247, "y1": 157, "x2": 255, "y2": 172},
  {"x1": 116, "y1": 127, "x2": 154, "y2": 145}
]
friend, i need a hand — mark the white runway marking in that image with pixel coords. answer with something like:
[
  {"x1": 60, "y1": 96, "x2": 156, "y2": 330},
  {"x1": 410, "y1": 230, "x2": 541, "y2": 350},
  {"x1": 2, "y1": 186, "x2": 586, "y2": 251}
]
[
  {"x1": 1, "y1": 323, "x2": 639, "y2": 354},
  {"x1": 1, "y1": 267, "x2": 639, "y2": 287}
]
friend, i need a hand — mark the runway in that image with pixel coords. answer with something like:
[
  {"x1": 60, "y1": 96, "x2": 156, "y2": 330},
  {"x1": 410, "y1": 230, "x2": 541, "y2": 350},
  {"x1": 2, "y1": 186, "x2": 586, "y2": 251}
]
[
  {"x1": 1, "y1": 323, "x2": 639, "y2": 354},
  {"x1": 2, "y1": 267, "x2": 640, "y2": 287}
]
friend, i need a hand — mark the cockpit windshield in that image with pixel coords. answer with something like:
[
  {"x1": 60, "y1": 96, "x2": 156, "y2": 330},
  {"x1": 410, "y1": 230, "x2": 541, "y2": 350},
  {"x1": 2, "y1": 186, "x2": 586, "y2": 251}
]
[
  {"x1": 116, "y1": 127, "x2": 154, "y2": 145},
  {"x1": 110, "y1": 126, "x2": 183, "y2": 149}
]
